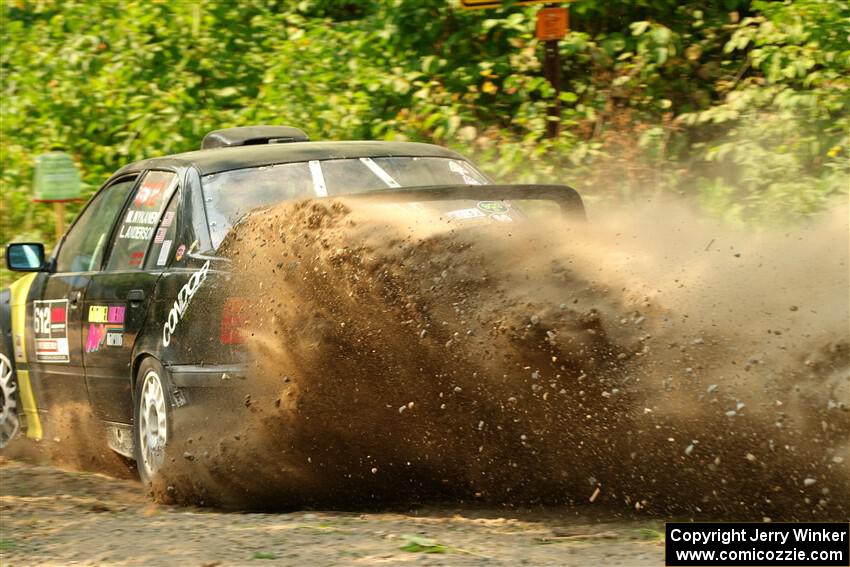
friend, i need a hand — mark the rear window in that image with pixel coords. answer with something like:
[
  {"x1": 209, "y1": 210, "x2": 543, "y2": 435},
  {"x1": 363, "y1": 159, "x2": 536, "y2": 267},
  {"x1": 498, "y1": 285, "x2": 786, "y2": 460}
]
[{"x1": 202, "y1": 156, "x2": 488, "y2": 247}]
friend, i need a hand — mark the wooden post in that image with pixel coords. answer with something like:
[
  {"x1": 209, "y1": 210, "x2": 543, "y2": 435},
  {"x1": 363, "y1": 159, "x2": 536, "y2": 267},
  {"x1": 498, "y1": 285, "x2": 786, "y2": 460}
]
[
  {"x1": 544, "y1": 38, "x2": 561, "y2": 138},
  {"x1": 53, "y1": 202, "x2": 65, "y2": 241},
  {"x1": 536, "y1": 5, "x2": 568, "y2": 138}
]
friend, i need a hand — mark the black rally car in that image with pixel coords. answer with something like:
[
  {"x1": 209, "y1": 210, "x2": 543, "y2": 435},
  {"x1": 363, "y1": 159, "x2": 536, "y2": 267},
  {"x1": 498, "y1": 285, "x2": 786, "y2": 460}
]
[{"x1": 1, "y1": 126, "x2": 584, "y2": 483}]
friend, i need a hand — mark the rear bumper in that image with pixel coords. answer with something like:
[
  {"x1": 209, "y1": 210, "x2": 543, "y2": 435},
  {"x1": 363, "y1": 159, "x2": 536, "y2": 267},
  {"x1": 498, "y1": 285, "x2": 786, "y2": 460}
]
[{"x1": 167, "y1": 363, "x2": 246, "y2": 388}]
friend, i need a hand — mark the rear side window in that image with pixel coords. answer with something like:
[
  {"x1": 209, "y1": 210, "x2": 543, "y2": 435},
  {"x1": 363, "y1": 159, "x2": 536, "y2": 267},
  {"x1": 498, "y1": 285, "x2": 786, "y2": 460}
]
[{"x1": 105, "y1": 171, "x2": 178, "y2": 271}]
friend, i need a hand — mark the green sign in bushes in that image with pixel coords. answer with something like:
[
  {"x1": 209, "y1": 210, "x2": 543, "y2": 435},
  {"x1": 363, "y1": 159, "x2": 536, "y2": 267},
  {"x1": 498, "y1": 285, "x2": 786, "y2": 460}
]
[{"x1": 32, "y1": 152, "x2": 82, "y2": 202}]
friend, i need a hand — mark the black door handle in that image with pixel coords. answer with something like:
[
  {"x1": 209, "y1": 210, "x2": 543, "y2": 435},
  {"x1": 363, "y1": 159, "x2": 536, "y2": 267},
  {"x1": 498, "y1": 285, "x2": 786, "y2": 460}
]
[{"x1": 127, "y1": 289, "x2": 145, "y2": 306}]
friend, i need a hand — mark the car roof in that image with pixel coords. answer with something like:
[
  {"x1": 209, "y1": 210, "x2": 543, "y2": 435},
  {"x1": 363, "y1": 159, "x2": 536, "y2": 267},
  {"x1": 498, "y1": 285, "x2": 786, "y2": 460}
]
[{"x1": 114, "y1": 141, "x2": 466, "y2": 177}]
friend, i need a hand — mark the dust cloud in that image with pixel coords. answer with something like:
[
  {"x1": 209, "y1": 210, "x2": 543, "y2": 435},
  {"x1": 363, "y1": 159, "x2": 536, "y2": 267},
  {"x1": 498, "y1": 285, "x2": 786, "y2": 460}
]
[
  {"x1": 155, "y1": 197, "x2": 848, "y2": 520},
  {"x1": 3, "y1": 402, "x2": 136, "y2": 479}
]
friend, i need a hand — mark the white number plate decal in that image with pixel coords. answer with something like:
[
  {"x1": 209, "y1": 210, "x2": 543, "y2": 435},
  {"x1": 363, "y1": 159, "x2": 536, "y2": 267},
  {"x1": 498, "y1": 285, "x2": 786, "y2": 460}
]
[{"x1": 33, "y1": 299, "x2": 70, "y2": 363}]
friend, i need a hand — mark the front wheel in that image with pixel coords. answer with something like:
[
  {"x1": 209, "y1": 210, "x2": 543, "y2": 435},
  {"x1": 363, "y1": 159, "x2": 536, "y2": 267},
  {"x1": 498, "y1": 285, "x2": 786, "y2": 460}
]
[
  {"x1": 0, "y1": 352, "x2": 20, "y2": 448},
  {"x1": 133, "y1": 358, "x2": 174, "y2": 484}
]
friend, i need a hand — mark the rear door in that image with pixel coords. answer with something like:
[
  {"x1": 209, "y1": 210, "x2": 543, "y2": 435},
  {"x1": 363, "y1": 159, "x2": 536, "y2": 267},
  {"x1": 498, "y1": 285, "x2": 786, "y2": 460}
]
[
  {"x1": 26, "y1": 176, "x2": 138, "y2": 414},
  {"x1": 83, "y1": 170, "x2": 180, "y2": 423}
]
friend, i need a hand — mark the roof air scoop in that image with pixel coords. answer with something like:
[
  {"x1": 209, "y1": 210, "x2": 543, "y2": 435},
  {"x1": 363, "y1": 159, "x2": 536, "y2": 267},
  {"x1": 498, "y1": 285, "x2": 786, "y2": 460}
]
[{"x1": 201, "y1": 126, "x2": 310, "y2": 149}]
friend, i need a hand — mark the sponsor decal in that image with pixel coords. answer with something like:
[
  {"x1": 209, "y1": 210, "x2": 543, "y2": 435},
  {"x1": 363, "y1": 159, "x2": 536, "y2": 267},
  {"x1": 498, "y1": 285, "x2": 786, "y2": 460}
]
[
  {"x1": 109, "y1": 305, "x2": 126, "y2": 323},
  {"x1": 360, "y1": 157, "x2": 401, "y2": 188},
  {"x1": 118, "y1": 224, "x2": 154, "y2": 241},
  {"x1": 124, "y1": 209, "x2": 160, "y2": 225},
  {"x1": 477, "y1": 201, "x2": 509, "y2": 214},
  {"x1": 449, "y1": 160, "x2": 483, "y2": 185},
  {"x1": 50, "y1": 306, "x2": 65, "y2": 324},
  {"x1": 117, "y1": 209, "x2": 160, "y2": 241},
  {"x1": 120, "y1": 171, "x2": 176, "y2": 241},
  {"x1": 308, "y1": 160, "x2": 328, "y2": 197},
  {"x1": 446, "y1": 208, "x2": 486, "y2": 220},
  {"x1": 157, "y1": 240, "x2": 172, "y2": 267},
  {"x1": 86, "y1": 305, "x2": 126, "y2": 352},
  {"x1": 133, "y1": 172, "x2": 175, "y2": 207},
  {"x1": 86, "y1": 324, "x2": 105, "y2": 352},
  {"x1": 33, "y1": 299, "x2": 70, "y2": 363},
  {"x1": 86, "y1": 323, "x2": 124, "y2": 353},
  {"x1": 88, "y1": 305, "x2": 107, "y2": 323},
  {"x1": 174, "y1": 244, "x2": 186, "y2": 262},
  {"x1": 128, "y1": 251, "x2": 145, "y2": 266},
  {"x1": 154, "y1": 227, "x2": 167, "y2": 244},
  {"x1": 162, "y1": 260, "x2": 210, "y2": 347},
  {"x1": 88, "y1": 305, "x2": 125, "y2": 324},
  {"x1": 490, "y1": 213, "x2": 513, "y2": 223},
  {"x1": 161, "y1": 211, "x2": 175, "y2": 227},
  {"x1": 134, "y1": 185, "x2": 165, "y2": 207}
]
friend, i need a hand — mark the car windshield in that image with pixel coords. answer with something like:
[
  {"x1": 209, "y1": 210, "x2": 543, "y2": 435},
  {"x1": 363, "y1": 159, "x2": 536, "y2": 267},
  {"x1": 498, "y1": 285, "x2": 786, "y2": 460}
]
[{"x1": 202, "y1": 156, "x2": 489, "y2": 247}]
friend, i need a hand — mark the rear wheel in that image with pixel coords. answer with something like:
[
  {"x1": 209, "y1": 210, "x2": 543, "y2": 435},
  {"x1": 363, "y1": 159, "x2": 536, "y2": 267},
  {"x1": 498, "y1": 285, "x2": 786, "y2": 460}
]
[
  {"x1": 133, "y1": 358, "x2": 173, "y2": 484},
  {"x1": 0, "y1": 353, "x2": 20, "y2": 448}
]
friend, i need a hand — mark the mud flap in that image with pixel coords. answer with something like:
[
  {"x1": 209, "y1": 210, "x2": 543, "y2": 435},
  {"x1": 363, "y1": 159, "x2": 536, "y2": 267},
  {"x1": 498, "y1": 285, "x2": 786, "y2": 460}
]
[{"x1": 105, "y1": 422, "x2": 134, "y2": 458}]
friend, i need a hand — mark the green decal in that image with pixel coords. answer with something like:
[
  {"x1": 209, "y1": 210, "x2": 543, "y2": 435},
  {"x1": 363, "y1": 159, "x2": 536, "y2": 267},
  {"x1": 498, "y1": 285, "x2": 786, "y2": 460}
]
[{"x1": 477, "y1": 201, "x2": 509, "y2": 214}]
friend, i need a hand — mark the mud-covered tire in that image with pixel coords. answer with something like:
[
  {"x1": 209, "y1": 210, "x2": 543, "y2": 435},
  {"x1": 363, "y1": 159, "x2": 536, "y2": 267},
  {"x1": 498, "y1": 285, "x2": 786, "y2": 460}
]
[
  {"x1": 133, "y1": 358, "x2": 175, "y2": 485},
  {"x1": 0, "y1": 352, "x2": 20, "y2": 448}
]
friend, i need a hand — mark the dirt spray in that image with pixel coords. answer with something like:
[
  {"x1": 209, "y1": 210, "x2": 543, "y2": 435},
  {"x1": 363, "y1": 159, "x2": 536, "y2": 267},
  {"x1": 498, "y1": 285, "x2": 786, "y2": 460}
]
[{"x1": 148, "y1": 197, "x2": 848, "y2": 520}]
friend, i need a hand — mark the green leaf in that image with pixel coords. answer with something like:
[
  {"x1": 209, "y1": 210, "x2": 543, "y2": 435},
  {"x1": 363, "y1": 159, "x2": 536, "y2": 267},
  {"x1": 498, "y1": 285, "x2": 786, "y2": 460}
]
[
  {"x1": 213, "y1": 87, "x2": 239, "y2": 98},
  {"x1": 630, "y1": 21, "x2": 650, "y2": 36},
  {"x1": 399, "y1": 535, "x2": 449, "y2": 554}
]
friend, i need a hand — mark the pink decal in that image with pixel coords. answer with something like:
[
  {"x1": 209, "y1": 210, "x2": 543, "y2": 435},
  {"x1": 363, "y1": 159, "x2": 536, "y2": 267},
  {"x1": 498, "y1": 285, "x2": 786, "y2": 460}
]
[
  {"x1": 86, "y1": 324, "x2": 107, "y2": 353},
  {"x1": 108, "y1": 306, "x2": 126, "y2": 324}
]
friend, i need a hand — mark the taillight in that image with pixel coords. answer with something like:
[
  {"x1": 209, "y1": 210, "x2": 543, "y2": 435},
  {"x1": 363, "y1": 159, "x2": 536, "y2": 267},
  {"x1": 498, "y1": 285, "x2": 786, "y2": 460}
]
[{"x1": 220, "y1": 298, "x2": 249, "y2": 345}]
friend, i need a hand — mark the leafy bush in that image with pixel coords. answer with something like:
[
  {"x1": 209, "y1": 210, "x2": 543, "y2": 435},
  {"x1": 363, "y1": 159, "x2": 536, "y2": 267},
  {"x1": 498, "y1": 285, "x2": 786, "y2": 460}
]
[{"x1": 1, "y1": 0, "x2": 847, "y2": 264}]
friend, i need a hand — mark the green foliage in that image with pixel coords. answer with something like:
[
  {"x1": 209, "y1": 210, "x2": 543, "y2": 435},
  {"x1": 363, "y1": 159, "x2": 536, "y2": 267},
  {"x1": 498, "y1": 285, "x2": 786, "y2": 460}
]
[
  {"x1": 399, "y1": 534, "x2": 449, "y2": 553},
  {"x1": 682, "y1": 0, "x2": 850, "y2": 221},
  {"x1": 637, "y1": 526, "x2": 665, "y2": 541},
  {"x1": 1, "y1": 0, "x2": 847, "y2": 254}
]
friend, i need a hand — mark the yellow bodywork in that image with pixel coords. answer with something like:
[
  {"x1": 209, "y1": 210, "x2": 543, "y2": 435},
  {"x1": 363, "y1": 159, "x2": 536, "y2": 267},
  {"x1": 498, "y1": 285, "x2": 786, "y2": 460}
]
[{"x1": 8, "y1": 273, "x2": 42, "y2": 440}]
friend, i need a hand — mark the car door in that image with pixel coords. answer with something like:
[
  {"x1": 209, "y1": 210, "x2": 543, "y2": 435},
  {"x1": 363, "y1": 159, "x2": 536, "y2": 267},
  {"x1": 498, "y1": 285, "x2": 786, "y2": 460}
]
[
  {"x1": 83, "y1": 170, "x2": 180, "y2": 424},
  {"x1": 26, "y1": 176, "x2": 138, "y2": 415}
]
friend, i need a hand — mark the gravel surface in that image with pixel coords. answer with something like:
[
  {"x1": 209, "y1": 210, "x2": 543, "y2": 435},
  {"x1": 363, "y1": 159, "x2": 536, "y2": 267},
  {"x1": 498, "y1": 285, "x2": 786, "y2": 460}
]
[{"x1": 0, "y1": 458, "x2": 664, "y2": 566}]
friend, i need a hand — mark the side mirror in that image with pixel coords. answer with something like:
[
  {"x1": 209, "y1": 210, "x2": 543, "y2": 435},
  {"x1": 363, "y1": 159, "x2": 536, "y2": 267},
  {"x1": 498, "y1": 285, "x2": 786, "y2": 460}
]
[{"x1": 6, "y1": 243, "x2": 48, "y2": 272}]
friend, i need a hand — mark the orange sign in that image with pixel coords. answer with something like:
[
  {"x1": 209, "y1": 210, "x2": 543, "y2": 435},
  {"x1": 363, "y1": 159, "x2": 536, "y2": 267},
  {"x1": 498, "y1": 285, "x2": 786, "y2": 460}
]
[
  {"x1": 536, "y1": 6, "x2": 569, "y2": 40},
  {"x1": 461, "y1": 0, "x2": 570, "y2": 9}
]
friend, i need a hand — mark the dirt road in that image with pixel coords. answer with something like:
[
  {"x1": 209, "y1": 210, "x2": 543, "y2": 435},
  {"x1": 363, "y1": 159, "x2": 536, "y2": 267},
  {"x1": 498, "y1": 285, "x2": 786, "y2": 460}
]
[{"x1": 0, "y1": 457, "x2": 664, "y2": 566}]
